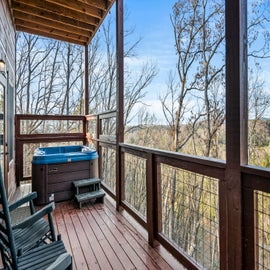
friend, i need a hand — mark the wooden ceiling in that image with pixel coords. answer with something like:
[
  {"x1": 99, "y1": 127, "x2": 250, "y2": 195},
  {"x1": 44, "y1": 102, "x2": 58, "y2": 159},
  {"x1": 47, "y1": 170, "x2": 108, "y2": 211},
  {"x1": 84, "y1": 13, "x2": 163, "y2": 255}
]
[{"x1": 9, "y1": 0, "x2": 115, "y2": 46}]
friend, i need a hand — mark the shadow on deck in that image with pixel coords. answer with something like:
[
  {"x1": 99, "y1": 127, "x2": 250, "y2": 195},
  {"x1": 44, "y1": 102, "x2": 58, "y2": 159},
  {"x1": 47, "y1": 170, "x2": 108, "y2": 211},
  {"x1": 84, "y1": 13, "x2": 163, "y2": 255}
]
[{"x1": 10, "y1": 183, "x2": 184, "y2": 270}]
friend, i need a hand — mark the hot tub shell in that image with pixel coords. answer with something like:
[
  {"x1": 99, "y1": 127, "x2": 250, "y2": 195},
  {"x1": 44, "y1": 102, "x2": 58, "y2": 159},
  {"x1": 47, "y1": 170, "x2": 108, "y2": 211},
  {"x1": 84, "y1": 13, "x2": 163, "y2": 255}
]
[{"x1": 32, "y1": 145, "x2": 98, "y2": 204}]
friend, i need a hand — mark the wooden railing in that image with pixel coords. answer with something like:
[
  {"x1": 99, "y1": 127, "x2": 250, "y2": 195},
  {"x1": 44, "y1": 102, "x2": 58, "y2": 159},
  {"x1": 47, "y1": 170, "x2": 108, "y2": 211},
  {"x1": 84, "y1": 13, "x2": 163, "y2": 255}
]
[
  {"x1": 87, "y1": 112, "x2": 270, "y2": 270},
  {"x1": 242, "y1": 166, "x2": 270, "y2": 269},
  {"x1": 99, "y1": 142, "x2": 226, "y2": 269},
  {"x1": 15, "y1": 113, "x2": 270, "y2": 269},
  {"x1": 15, "y1": 114, "x2": 86, "y2": 184}
]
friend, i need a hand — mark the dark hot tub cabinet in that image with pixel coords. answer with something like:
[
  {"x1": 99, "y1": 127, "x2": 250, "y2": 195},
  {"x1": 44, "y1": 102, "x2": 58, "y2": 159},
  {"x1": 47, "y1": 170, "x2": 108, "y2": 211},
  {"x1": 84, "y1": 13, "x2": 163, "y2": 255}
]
[{"x1": 32, "y1": 145, "x2": 98, "y2": 204}]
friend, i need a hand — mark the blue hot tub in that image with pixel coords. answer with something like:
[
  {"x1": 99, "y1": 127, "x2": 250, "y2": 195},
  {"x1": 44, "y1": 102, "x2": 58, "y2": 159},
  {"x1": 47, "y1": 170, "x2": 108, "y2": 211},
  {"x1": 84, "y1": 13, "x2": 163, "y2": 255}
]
[
  {"x1": 32, "y1": 145, "x2": 98, "y2": 164},
  {"x1": 32, "y1": 145, "x2": 98, "y2": 204}
]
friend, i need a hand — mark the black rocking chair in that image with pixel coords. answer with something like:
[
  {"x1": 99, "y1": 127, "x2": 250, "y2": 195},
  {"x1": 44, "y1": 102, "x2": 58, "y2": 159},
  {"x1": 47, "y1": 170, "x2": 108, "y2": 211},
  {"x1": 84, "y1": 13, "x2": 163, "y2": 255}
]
[
  {"x1": 0, "y1": 168, "x2": 72, "y2": 270},
  {"x1": 7, "y1": 191, "x2": 56, "y2": 253}
]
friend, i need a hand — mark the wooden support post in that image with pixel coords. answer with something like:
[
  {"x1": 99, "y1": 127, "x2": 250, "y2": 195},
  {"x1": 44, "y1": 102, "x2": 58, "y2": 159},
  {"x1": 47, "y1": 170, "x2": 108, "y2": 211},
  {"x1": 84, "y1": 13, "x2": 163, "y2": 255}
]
[
  {"x1": 84, "y1": 45, "x2": 89, "y2": 116},
  {"x1": 225, "y1": 0, "x2": 247, "y2": 268},
  {"x1": 115, "y1": 0, "x2": 124, "y2": 211},
  {"x1": 84, "y1": 45, "x2": 89, "y2": 146}
]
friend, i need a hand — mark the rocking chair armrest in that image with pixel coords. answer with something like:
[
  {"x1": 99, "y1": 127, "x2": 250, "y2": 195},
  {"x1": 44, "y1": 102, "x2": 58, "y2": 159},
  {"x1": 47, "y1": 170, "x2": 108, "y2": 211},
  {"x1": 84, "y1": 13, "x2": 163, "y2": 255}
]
[
  {"x1": 46, "y1": 252, "x2": 72, "y2": 270},
  {"x1": 8, "y1": 192, "x2": 37, "y2": 212},
  {"x1": 12, "y1": 202, "x2": 55, "y2": 230}
]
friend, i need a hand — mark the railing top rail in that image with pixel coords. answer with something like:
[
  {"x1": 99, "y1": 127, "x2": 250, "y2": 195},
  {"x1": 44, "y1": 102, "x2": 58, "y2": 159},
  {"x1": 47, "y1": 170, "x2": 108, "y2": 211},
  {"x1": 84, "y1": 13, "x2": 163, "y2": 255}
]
[
  {"x1": 86, "y1": 110, "x2": 117, "y2": 120},
  {"x1": 16, "y1": 133, "x2": 85, "y2": 140},
  {"x1": 242, "y1": 165, "x2": 270, "y2": 193},
  {"x1": 242, "y1": 164, "x2": 270, "y2": 178},
  {"x1": 120, "y1": 143, "x2": 226, "y2": 179},
  {"x1": 15, "y1": 114, "x2": 85, "y2": 120},
  {"x1": 120, "y1": 142, "x2": 226, "y2": 168}
]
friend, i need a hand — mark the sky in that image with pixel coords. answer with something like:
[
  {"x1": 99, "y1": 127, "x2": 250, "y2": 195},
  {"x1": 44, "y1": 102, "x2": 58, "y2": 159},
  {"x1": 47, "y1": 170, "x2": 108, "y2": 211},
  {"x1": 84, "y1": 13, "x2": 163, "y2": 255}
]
[
  {"x1": 123, "y1": 1, "x2": 178, "y2": 122},
  {"x1": 105, "y1": 1, "x2": 270, "y2": 123}
]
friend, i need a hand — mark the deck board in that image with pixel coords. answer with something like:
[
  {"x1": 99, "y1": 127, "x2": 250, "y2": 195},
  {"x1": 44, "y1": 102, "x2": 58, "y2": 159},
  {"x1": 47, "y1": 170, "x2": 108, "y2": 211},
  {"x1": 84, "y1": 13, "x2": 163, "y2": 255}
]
[
  {"x1": 82, "y1": 205, "x2": 124, "y2": 270},
  {"x1": 90, "y1": 206, "x2": 134, "y2": 269},
  {"x1": 99, "y1": 205, "x2": 159, "y2": 269},
  {"x1": 8, "y1": 185, "x2": 185, "y2": 270},
  {"x1": 93, "y1": 204, "x2": 146, "y2": 269},
  {"x1": 103, "y1": 200, "x2": 177, "y2": 270}
]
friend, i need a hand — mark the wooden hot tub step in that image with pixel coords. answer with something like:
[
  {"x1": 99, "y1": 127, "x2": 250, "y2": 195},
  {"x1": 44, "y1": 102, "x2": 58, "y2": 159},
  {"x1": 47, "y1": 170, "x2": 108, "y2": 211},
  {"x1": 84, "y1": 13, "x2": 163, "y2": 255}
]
[
  {"x1": 73, "y1": 178, "x2": 105, "y2": 208},
  {"x1": 75, "y1": 189, "x2": 105, "y2": 208},
  {"x1": 73, "y1": 177, "x2": 101, "y2": 188},
  {"x1": 73, "y1": 178, "x2": 101, "y2": 195}
]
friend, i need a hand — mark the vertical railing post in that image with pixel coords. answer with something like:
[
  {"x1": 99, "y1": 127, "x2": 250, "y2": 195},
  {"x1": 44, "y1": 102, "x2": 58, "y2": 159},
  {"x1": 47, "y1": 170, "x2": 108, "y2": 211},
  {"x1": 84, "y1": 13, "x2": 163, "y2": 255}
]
[
  {"x1": 156, "y1": 161, "x2": 162, "y2": 241},
  {"x1": 243, "y1": 186, "x2": 256, "y2": 269},
  {"x1": 219, "y1": 179, "x2": 227, "y2": 270},
  {"x1": 96, "y1": 115, "x2": 101, "y2": 176},
  {"x1": 14, "y1": 115, "x2": 22, "y2": 186},
  {"x1": 82, "y1": 117, "x2": 87, "y2": 146},
  {"x1": 146, "y1": 152, "x2": 158, "y2": 247},
  {"x1": 146, "y1": 153, "x2": 154, "y2": 246},
  {"x1": 116, "y1": 0, "x2": 124, "y2": 211}
]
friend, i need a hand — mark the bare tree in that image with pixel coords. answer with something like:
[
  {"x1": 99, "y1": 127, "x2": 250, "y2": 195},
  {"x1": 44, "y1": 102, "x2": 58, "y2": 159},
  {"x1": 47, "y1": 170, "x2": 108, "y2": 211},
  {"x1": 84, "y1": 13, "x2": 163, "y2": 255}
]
[
  {"x1": 194, "y1": 0, "x2": 225, "y2": 158},
  {"x1": 88, "y1": 13, "x2": 157, "y2": 135},
  {"x1": 160, "y1": 0, "x2": 205, "y2": 152},
  {"x1": 159, "y1": 1, "x2": 225, "y2": 269},
  {"x1": 247, "y1": 60, "x2": 270, "y2": 165},
  {"x1": 247, "y1": 0, "x2": 270, "y2": 166},
  {"x1": 16, "y1": 33, "x2": 57, "y2": 115},
  {"x1": 160, "y1": 0, "x2": 225, "y2": 156}
]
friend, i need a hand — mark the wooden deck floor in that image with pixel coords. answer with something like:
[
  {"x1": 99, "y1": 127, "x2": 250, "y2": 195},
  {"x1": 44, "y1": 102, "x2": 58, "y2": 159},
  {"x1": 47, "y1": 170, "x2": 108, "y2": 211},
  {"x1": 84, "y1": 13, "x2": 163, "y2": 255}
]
[{"x1": 10, "y1": 184, "x2": 184, "y2": 270}]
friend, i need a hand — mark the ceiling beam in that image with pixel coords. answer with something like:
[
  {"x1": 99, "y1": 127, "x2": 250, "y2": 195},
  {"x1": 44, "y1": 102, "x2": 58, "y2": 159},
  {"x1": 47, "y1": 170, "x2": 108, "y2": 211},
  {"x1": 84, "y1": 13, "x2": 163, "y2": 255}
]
[
  {"x1": 15, "y1": 18, "x2": 89, "y2": 43},
  {"x1": 77, "y1": 0, "x2": 111, "y2": 11},
  {"x1": 13, "y1": 0, "x2": 100, "y2": 25},
  {"x1": 46, "y1": 0, "x2": 103, "y2": 19},
  {"x1": 10, "y1": 0, "x2": 116, "y2": 46},
  {"x1": 11, "y1": 1, "x2": 96, "y2": 32},
  {"x1": 13, "y1": 10, "x2": 92, "y2": 39},
  {"x1": 17, "y1": 26, "x2": 86, "y2": 46}
]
